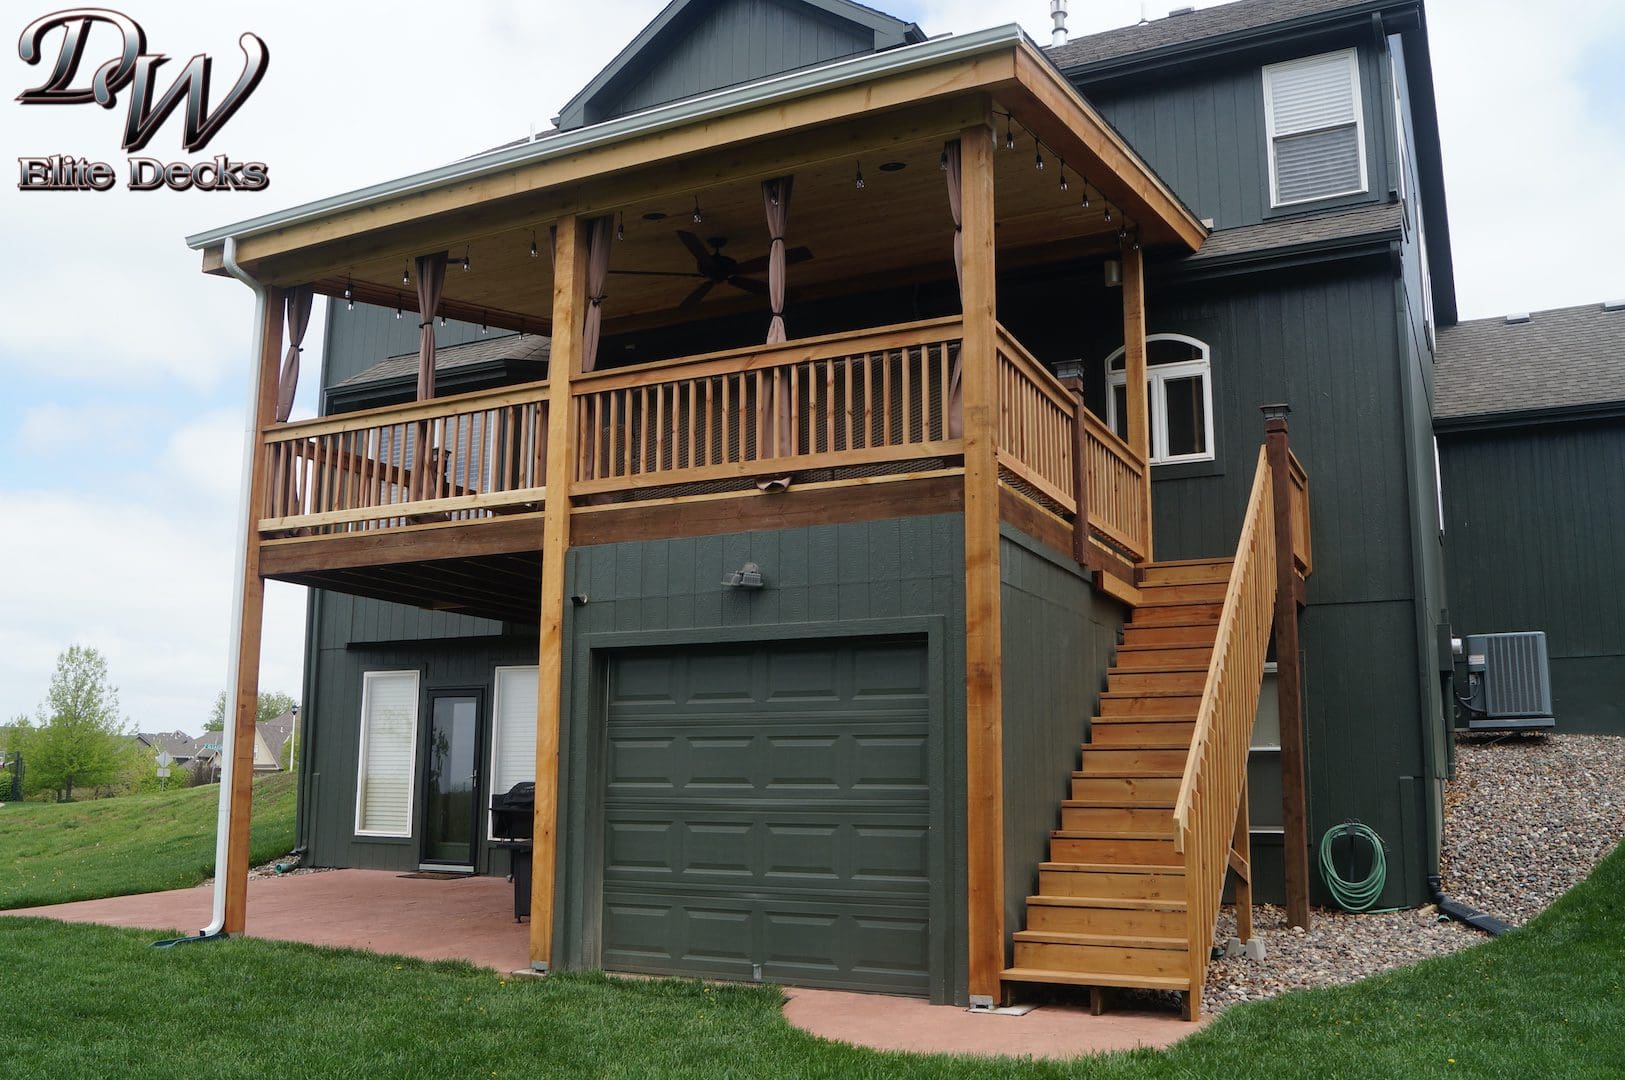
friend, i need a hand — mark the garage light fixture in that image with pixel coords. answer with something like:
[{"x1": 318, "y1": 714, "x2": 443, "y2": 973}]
[{"x1": 722, "y1": 562, "x2": 764, "y2": 589}]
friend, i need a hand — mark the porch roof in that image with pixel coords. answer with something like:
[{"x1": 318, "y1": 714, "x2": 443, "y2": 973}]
[{"x1": 187, "y1": 24, "x2": 1205, "y2": 335}]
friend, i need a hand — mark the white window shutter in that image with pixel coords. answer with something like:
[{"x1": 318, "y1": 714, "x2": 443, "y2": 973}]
[
  {"x1": 488, "y1": 666, "x2": 538, "y2": 836},
  {"x1": 355, "y1": 671, "x2": 419, "y2": 836},
  {"x1": 1265, "y1": 50, "x2": 1365, "y2": 205}
]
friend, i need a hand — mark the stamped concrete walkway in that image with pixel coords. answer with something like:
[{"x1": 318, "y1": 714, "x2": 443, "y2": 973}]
[{"x1": 7, "y1": 869, "x2": 1199, "y2": 1059}]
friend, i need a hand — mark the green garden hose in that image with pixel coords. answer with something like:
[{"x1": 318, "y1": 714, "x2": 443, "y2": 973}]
[{"x1": 1318, "y1": 821, "x2": 1391, "y2": 912}]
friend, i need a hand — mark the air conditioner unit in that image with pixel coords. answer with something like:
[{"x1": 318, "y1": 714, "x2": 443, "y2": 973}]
[{"x1": 1459, "y1": 631, "x2": 1555, "y2": 730}]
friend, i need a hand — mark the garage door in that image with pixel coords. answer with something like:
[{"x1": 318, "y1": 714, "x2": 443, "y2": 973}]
[{"x1": 601, "y1": 638, "x2": 932, "y2": 995}]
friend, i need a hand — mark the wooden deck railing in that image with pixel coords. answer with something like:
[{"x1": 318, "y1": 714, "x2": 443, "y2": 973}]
[
  {"x1": 996, "y1": 329, "x2": 1077, "y2": 514},
  {"x1": 1174, "y1": 445, "x2": 1278, "y2": 1007},
  {"x1": 1078, "y1": 411, "x2": 1150, "y2": 563},
  {"x1": 570, "y1": 318, "x2": 963, "y2": 495},
  {"x1": 259, "y1": 382, "x2": 550, "y2": 535},
  {"x1": 1287, "y1": 449, "x2": 1312, "y2": 575}
]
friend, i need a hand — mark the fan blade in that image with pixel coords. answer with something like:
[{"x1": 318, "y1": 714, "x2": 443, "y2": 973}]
[
  {"x1": 726, "y1": 276, "x2": 769, "y2": 296},
  {"x1": 676, "y1": 230, "x2": 711, "y2": 265},
  {"x1": 679, "y1": 280, "x2": 716, "y2": 311},
  {"x1": 608, "y1": 269, "x2": 706, "y2": 278}
]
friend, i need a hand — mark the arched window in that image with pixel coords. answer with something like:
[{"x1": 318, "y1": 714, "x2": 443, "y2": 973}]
[{"x1": 1105, "y1": 334, "x2": 1214, "y2": 465}]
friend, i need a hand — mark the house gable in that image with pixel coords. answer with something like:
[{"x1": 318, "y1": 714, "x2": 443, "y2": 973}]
[{"x1": 555, "y1": 0, "x2": 925, "y2": 130}]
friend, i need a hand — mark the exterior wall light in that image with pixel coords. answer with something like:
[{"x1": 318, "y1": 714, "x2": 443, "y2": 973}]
[{"x1": 723, "y1": 562, "x2": 765, "y2": 589}]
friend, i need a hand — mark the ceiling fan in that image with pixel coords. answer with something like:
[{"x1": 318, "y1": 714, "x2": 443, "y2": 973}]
[{"x1": 610, "y1": 230, "x2": 813, "y2": 311}]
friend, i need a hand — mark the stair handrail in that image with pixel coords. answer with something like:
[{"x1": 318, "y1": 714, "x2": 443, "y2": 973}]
[{"x1": 1171, "y1": 444, "x2": 1278, "y2": 1012}]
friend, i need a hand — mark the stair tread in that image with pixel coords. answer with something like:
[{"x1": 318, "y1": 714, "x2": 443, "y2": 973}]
[
  {"x1": 1144, "y1": 557, "x2": 1234, "y2": 568},
  {"x1": 1013, "y1": 930, "x2": 1187, "y2": 950},
  {"x1": 1041, "y1": 861, "x2": 1186, "y2": 874},
  {"x1": 1001, "y1": 967, "x2": 1191, "y2": 991},
  {"x1": 1115, "y1": 643, "x2": 1212, "y2": 652},
  {"x1": 1100, "y1": 690, "x2": 1204, "y2": 699},
  {"x1": 1083, "y1": 742, "x2": 1192, "y2": 752},
  {"x1": 1026, "y1": 894, "x2": 1188, "y2": 911},
  {"x1": 1053, "y1": 829, "x2": 1173, "y2": 840},
  {"x1": 1109, "y1": 664, "x2": 1211, "y2": 674},
  {"x1": 1072, "y1": 768, "x2": 1183, "y2": 779},
  {"x1": 1092, "y1": 714, "x2": 1197, "y2": 724},
  {"x1": 1062, "y1": 798, "x2": 1176, "y2": 809}
]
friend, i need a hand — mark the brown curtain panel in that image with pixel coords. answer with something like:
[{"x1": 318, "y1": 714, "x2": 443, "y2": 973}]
[
  {"x1": 275, "y1": 285, "x2": 314, "y2": 423},
  {"x1": 758, "y1": 176, "x2": 795, "y2": 489},
  {"x1": 581, "y1": 216, "x2": 615, "y2": 374},
  {"x1": 415, "y1": 252, "x2": 448, "y2": 400},
  {"x1": 943, "y1": 140, "x2": 964, "y2": 438}
]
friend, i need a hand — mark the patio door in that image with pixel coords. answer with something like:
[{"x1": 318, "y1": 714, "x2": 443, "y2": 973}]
[{"x1": 419, "y1": 690, "x2": 484, "y2": 872}]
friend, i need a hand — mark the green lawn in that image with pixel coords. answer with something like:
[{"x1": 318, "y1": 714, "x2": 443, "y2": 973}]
[
  {"x1": 0, "y1": 773, "x2": 296, "y2": 910},
  {"x1": 1, "y1": 838, "x2": 1620, "y2": 1077}
]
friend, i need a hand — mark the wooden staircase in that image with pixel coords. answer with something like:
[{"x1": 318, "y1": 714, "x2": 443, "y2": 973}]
[{"x1": 1001, "y1": 557, "x2": 1235, "y2": 1016}]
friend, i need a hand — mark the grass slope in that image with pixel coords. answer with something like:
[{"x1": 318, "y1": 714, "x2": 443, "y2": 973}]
[
  {"x1": 0, "y1": 774, "x2": 296, "y2": 910},
  {"x1": 0, "y1": 840, "x2": 1619, "y2": 1078}
]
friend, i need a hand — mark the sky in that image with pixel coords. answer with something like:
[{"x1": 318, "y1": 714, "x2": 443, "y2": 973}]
[{"x1": 0, "y1": 0, "x2": 1621, "y2": 736}]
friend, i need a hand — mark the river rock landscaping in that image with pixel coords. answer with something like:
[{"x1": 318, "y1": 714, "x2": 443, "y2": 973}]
[{"x1": 1199, "y1": 731, "x2": 1625, "y2": 1013}]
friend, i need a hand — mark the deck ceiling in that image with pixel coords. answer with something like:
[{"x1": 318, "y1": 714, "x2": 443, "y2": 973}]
[{"x1": 316, "y1": 119, "x2": 1141, "y2": 337}]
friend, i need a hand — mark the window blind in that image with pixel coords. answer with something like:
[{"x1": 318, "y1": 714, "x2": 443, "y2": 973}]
[
  {"x1": 356, "y1": 671, "x2": 418, "y2": 835},
  {"x1": 488, "y1": 666, "x2": 537, "y2": 837},
  {"x1": 1266, "y1": 51, "x2": 1364, "y2": 205}
]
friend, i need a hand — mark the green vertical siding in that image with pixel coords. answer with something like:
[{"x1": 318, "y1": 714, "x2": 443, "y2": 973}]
[
  {"x1": 1439, "y1": 419, "x2": 1625, "y2": 735},
  {"x1": 558, "y1": 515, "x2": 969, "y2": 1002},
  {"x1": 999, "y1": 528, "x2": 1124, "y2": 953}
]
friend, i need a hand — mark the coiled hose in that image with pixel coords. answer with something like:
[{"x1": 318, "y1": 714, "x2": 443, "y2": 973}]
[{"x1": 1318, "y1": 821, "x2": 1389, "y2": 912}]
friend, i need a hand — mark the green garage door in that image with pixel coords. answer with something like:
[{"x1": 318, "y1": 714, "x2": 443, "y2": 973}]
[{"x1": 602, "y1": 638, "x2": 932, "y2": 995}]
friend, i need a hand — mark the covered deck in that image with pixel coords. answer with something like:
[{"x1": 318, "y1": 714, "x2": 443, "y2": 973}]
[{"x1": 190, "y1": 24, "x2": 1205, "y2": 1002}]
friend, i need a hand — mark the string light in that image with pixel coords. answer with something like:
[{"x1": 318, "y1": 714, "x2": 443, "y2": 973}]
[
  {"x1": 1104, "y1": 205, "x2": 1113, "y2": 224},
  {"x1": 343, "y1": 276, "x2": 353, "y2": 311},
  {"x1": 854, "y1": 161, "x2": 865, "y2": 190},
  {"x1": 1005, "y1": 115, "x2": 1015, "y2": 150},
  {"x1": 461, "y1": 245, "x2": 470, "y2": 272},
  {"x1": 480, "y1": 310, "x2": 488, "y2": 335},
  {"x1": 1081, "y1": 181, "x2": 1091, "y2": 209},
  {"x1": 616, "y1": 212, "x2": 625, "y2": 242},
  {"x1": 438, "y1": 314, "x2": 447, "y2": 327},
  {"x1": 1059, "y1": 159, "x2": 1069, "y2": 191},
  {"x1": 401, "y1": 261, "x2": 410, "y2": 287},
  {"x1": 394, "y1": 302, "x2": 402, "y2": 320},
  {"x1": 529, "y1": 230, "x2": 538, "y2": 258},
  {"x1": 692, "y1": 196, "x2": 703, "y2": 224},
  {"x1": 1034, "y1": 137, "x2": 1044, "y2": 171},
  {"x1": 939, "y1": 147, "x2": 949, "y2": 171}
]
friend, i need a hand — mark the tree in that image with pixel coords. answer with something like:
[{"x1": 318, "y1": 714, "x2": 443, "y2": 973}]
[
  {"x1": 206, "y1": 689, "x2": 297, "y2": 732},
  {"x1": 28, "y1": 646, "x2": 128, "y2": 802}
]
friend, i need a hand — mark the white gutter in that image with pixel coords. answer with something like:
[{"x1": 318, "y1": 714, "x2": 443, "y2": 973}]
[
  {"x1": 185, "y1": 24, "x2": 1027, "y2": 252},
  {"x1": 202, "y1": 235, "x2": 267, "y2": 938}
]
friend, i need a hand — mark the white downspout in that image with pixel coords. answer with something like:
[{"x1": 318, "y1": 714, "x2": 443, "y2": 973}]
[{"x1": 201, "y1": 235, "x2": 266, "y2": 937}]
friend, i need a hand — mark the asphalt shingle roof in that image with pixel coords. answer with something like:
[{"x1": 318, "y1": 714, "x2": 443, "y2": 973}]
[
  {"x1": 1047, "y1": 0, "x2": 1382, "y2": 69},
  {"x1": 1434, "y1": 304, "x2": 1625, "y2": 420},
  {"x1": 1183, "y1": 202, "x2": 1402, "y2": 264},
  {"x1": 337, "y1": 333, "x2": 551, "y2": 388}
]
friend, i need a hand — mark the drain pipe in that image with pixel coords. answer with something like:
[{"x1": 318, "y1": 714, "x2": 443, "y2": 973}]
[
  {"x1": 189, "y1": 235, "x2": 266, "y2": 943},
  {"x1": 1428, "y1": 875, "x2": 1511, "y2": 936}
]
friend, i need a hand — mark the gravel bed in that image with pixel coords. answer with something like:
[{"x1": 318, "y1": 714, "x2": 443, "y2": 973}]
[{"x1": 1199, "y1": 732, "x2": 1625, "y2": 1014}]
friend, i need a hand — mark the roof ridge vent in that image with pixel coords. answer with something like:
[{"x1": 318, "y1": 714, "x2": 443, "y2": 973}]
[
  {"x1": 1169, "y1": 5, "x2": 1197, "y2": 15},
  {"x1": 1604, "y1": 299, "x2": 1625, "y2": 312},
  {"x1": 1505, "y1": 312, "x2": 1531, "y2": 325}
]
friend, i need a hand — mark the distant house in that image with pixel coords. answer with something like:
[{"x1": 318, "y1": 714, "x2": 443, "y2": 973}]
[
  {"x1": 133, "y1": 731, "x2": 202, "y2": 766},
  {"x1": 1436, "y1": 302, "x2": 1625, "y2": 735},
  {"x1": 256, "y1": 710, "x2": 298, "y2": 771}
]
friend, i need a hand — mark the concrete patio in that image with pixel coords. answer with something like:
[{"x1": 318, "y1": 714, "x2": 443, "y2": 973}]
[{"x1": 6, "y1": 870, "x2": 1200, "y2": 1059}]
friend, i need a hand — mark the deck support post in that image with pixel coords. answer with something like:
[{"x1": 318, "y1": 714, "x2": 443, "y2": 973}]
[
  {"x1": 959, "y1": 106, "x2": 1005, "y2": 1005},
  {"x1": 1061, "y1": 377, "x2": 1094, "y2": 573},
  {"x1": 1231, "y1": 777, "x2": 1254, "y2": 943},
  {"x1": 223, "y1": 285, "x2": 285, "y2": 935},
  {"x1": 531, "y1": 217, "x2": 587, "y2": 970},
  {"x1": 1121, "y1": 241, "x2": 1152, "y2": 564},
  {"x1": 1264, "y1": 406, "x2": 1311, "y2": 929}
]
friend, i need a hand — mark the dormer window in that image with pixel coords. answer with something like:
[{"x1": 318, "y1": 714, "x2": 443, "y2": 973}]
[{"x1": 1263, "y1": 49, "x2": 1367, "y2": 207}]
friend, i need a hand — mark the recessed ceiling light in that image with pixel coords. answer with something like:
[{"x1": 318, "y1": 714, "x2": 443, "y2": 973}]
[
  {"x1": 642, "y1": 211, "x2": 667, "y2": 222},
  {"x1": 878, "y1": 161, "x2": 907, "y2": 172}
]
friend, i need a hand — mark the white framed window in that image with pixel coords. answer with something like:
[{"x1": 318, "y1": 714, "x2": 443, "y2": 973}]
[
  {"x1": 487, "y1": 666, "x2": 538, "y2": 840},
  {"x1": 1263, "y1": 49, "x2": 1368, "y2": 207},
  {"x1": 1105, "y1": 334, "x2": 1215, "y2": 466},
  {"x1": 354, "y1": 670, "x2": 420, "y2": 837}
]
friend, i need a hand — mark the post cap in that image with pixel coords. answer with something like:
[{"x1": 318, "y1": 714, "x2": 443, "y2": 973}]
[{"x1": 1260, "y1": 403, "x2": 1291, "y2": 421}]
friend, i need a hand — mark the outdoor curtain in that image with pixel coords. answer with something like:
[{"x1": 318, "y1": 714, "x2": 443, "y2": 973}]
[
  {"x1": 275, "y1": 285, "x2": 314, "y2": 423},
  {"x1": 581, "y1": 215, "x2": 614, "y2": 373},
  {"x1": 943, "y1": 140, "x2": 964, "y2": 438},
  {"x1": 759, "y1": 176, "x2": 795, "y2": 489},
  {"x1": 415, "y1": 252, "x2": 448, "y2": 400}
]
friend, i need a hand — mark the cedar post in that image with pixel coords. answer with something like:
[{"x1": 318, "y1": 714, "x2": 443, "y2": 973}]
[
  {"x1": 531, "y1": 217, "x2": 587, "y2": 970},
  {"x1": 1121, "y1": 242, "x2": 1152, "y2": 563},
  {"x1": 1263, "y1": 404, "x2": 1311, "y2": 929},
  {"x1": 1231, "y1": 777, "x2": 1254, "y2": 943},
  {"x1": 223, "y1": 286, "x2": 285, "y2": 934},
  {"x1": 959, "y1": 108, "x2": 1005, "y2": 1006}
]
